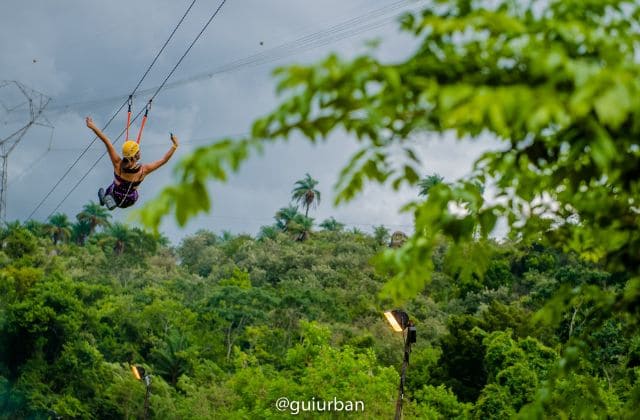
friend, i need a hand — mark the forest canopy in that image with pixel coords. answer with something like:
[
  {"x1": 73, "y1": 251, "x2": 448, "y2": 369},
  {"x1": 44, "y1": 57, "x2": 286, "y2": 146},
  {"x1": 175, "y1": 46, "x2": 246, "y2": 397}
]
[{"x1": 2, "y1": 211, "x2": 639, "y2": 418}]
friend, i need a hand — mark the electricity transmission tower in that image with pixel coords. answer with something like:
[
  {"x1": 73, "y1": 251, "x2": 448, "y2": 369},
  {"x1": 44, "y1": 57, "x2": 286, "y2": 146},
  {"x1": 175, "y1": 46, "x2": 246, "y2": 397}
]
[{"x1": 0, "y1": 80, "x2": 51, "y2": 222}]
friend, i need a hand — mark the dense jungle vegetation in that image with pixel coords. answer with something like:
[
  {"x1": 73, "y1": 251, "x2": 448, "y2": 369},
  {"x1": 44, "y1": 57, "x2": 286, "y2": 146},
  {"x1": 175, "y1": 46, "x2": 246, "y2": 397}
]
[{"x1": 1, "y1": 198, "x2": 639, "y2": 418}]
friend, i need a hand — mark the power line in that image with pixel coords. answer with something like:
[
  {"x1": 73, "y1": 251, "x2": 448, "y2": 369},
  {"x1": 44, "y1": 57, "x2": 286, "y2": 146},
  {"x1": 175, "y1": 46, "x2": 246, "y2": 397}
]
[
  {"x1": 44, "y1": 0, "x2": 422, "y2": 113},
  {"x1": 19, "y1": 0, "x2": 422, "y2": 188},
  {"x1": 26, "y1": 0, "x2": 199, "y2": 220},
  {"x1": 26, "y1": 0, "x2": 424, "y2": 219},
  {"x1": 45, "y1": 0, "x2": 229, "y2": 218},
  {"x1": 7, "y1": 123, "x2": 55, "y2": 187}
]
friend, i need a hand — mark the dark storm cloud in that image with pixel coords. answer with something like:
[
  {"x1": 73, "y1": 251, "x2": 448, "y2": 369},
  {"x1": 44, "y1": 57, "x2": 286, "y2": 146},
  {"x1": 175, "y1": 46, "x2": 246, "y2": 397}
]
[{"x1": 1, "y1": 0, "x2": 496, "y2": 243}]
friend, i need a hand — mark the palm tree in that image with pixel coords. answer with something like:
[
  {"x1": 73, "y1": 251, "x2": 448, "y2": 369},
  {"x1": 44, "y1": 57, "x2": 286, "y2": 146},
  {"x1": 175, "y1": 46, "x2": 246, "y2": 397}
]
[
  {"x1": 45, "y1": 213, "x2": 72, "y2": 245},
  {"x1": 418, "y1": 173, "x2": 444, "y2": 197},
  {"x1": 71, "y1": 219, "x2": 92, "y2": 245},
  {"x1": 373, "y1": 225, "x2": 390, "y2": 245},
  {"x1": 219, "y1": 230, "x2": 234, "y2": 243},
  {"x1": 319, "y1": 217, "x2": 344, "y2": 232},
  {"x1": 275, "y1": 206, "x2": 300, "y2": 231},
  {"x1": 350, "y1": 226, "x2": 364, "y2": 235},
  {"x1": 107, "y1": 222, "x2": 132, "y2": 255},
  {"x1": 258, "y1": 225, "x2": 279, "y2": 241},
  {"x1": 289, "y1": 214, "x2": 314, "y2": 241},
  {"x1": 292, "y1": 173, "x2": 321, "y2": 217},
  {"x1": 76, "y1": 201, "x2": 111, "y2": 236},
  {"x1": 152, "y1": 331, "x2": 191, "y2": 387}
]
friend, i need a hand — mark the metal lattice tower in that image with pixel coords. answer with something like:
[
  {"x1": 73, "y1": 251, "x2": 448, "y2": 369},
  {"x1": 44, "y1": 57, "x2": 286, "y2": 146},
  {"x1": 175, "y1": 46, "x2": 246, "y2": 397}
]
[{"x1": 0, "y1": 81, "x2": 51, "y2": 222}]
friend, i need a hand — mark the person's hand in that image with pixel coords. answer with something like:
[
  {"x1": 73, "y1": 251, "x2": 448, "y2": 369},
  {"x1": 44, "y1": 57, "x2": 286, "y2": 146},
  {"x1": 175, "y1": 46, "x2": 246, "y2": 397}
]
[
  {"x1": 170, "y1": 133, "x2": 179, "y2": 149},
  {"x1": 85, "y1": 117, "x2": 95, "y2": 129}
]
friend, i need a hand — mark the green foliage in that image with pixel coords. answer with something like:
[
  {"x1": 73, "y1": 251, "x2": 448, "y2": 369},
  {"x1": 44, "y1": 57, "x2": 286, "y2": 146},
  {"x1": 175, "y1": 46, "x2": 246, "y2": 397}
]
[
  {"x1": 2, "y1": 207, "x2": 639, "y2": 418},
  {"x1": 133, "y1": 5, "x2": 640, "y2": 381},
  {"x1": 413, "y1": 384, "x2": 472, "y2": 419},
  {"x1": 373, "y1": 225, "x2": 390, "y2": 246},
  {"x1": 319, "y1": 217, "x2": 344, "y2": 232},
  {"x1": 1, "y1": 225, "x2": 38, "y2": 260},
  {"x1": 433, "y1": 316, "x2": 488, "y2": 402}
]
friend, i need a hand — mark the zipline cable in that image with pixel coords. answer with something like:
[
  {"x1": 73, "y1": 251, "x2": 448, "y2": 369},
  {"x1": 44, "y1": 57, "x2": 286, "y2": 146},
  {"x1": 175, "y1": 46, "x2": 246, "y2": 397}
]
[
  {"x1": 21, "y1": 0, "x2": 420, "y2": 180},
  {"x1": 46, "y1": 0, "x2": 228, "y2": 218},
  {"x1": 26, "y1": 0, "x2": 198, "y2": 220},
  {"x1": 45, "y1": 0, "x2": 420, "y2": 112}
]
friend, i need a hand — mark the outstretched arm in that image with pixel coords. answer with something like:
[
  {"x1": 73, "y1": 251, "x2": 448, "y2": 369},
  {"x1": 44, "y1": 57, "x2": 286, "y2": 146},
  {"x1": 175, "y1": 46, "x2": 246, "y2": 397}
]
[
  {"x1": 142, "y1": 133, "x2": 179, "y2": 174},
  {"x1": 86, "y1": 117, "x2": 120, "y2": 166}
]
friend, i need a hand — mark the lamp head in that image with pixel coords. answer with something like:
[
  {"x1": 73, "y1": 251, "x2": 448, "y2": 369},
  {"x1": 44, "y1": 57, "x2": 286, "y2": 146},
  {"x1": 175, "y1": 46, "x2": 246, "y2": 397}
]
[
  {"x1": 131, "y1": 365, "x2": 145, "y2": 380},
  {"x1": 384, "y1": 309, "x2": 410, "y2": 332}
]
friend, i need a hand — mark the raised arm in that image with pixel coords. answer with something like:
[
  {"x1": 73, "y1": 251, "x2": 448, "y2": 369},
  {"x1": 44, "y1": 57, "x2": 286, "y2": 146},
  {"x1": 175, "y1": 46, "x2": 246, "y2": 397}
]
[
  {"x1": 86, "y1": 117, "x2": 120, "y2": 167},
  {"x1": 142, "y1": 133, "x2": 179, "y2": 175}
]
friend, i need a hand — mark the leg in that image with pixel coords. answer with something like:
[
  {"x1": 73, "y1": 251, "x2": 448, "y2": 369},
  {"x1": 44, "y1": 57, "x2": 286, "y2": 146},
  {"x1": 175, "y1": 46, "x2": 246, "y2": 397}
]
[
  {"x1": 98, "y1": 188, "x2": 106, "y2": 205},
  {"x1": 103, "y1": 183, "x2": 118, "y2": 210}
]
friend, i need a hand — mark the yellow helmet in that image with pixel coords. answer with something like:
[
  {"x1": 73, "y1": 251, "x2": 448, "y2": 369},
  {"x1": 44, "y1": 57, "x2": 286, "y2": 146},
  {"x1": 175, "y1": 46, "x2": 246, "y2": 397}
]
[{"x1": 122, "y1": 140, "x2": 139, "y2": 158}]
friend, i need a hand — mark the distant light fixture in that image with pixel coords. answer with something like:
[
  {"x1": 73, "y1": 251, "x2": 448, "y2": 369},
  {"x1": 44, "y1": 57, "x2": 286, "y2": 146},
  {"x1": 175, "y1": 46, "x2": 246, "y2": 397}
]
[
  {"x1": 383, "y1": 309, "x2": 417, "y2": 420},
  {"x1": 131, "y1": 365, "x2": 144, "y2": 380},
  {"x1": 131, "y1": 364, "x2": 152, "y2": 419},
  {"x1": 384, "y1": 309, "x2": 409, "y2": 332}
]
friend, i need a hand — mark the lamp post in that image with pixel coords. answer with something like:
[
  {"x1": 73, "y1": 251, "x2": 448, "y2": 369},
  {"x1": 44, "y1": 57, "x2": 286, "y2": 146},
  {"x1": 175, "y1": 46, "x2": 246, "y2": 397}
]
[
  {"x1": 384, "y1": 310, "x2": 417, "y2": 420},
  {"x1": 131, "y1": 365, "x2": 152, "y2": 420}
]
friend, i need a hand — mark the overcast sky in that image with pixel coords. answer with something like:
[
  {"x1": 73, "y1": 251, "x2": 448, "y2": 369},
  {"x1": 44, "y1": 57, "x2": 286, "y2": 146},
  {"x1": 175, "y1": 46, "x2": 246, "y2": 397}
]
[{"x1": 1, "y1": 0, "x2": 499, "y2": 244}]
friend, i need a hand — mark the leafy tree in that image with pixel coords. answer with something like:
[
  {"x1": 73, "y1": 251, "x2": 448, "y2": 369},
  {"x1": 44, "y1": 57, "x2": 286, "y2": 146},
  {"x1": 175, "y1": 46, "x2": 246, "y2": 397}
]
[
  {"x1": 176, "y1": 229, "x2": 223, "y2": 276},
  {"x1": 291, "y1": 173, "x2": 321, "y2": 217},
  {"x1": 0, "y1": 225, "x2": 38, "y2": 260},
  {"x1": 433, "y1": 315, "x2": 488, "y2": 402},
  {"x1": 412, "y1": 384, "x2": 472, "y2": 419}
]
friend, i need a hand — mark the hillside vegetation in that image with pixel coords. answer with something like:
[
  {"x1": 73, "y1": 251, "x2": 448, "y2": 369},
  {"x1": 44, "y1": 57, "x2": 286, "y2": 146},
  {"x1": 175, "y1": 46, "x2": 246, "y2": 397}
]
[{"x1": 1, "y1": 213, "x2": 638, "y2": 418}]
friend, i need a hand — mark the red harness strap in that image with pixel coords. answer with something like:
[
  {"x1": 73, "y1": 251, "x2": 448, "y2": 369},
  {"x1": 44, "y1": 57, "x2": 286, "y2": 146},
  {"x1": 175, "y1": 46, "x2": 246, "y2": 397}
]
[
  {"x1": 137, "y1": 100, "x2": 152, "y2": 144},
  {"x1": 124, "y1": 96, "x2": 152, "y2": 144}
]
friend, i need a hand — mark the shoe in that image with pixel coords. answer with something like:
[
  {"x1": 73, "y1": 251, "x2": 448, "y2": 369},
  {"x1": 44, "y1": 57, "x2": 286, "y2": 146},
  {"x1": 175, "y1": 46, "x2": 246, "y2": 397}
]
[
  {"x1": 98, "y1": 188, "x2": 106, "y2": 206},
  {"x1": 103, "y1": 194, "x2": 117, "y2": 210}
]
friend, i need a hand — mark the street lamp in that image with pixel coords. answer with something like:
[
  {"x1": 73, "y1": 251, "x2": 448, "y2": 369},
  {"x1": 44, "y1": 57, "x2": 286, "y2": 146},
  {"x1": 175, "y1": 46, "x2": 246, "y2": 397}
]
[
  {"x1": 131, "y1": 365, "x2": 152, "y2": 419},
  {"x1": 384, "y1": 309, "x2": 417, "y2": 420}
]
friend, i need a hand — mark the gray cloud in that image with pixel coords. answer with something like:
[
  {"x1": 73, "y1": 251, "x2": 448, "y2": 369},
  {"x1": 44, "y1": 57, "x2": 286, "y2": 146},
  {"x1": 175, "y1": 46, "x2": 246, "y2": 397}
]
[{"x1": 2, "y1": 0, "x2": 503, "y2": 243}]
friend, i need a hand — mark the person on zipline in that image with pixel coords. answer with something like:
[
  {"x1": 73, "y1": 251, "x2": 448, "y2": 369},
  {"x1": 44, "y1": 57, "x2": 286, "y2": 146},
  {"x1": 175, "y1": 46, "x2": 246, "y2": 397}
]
[{"x1": 85, "y1": 116, "x2": 178, "y2": 210}]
